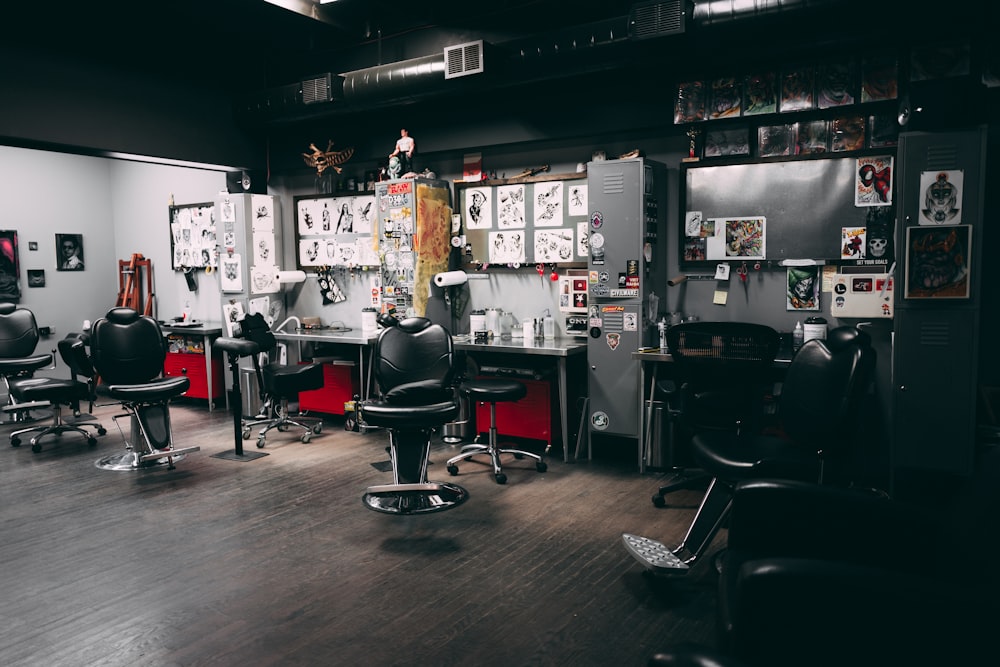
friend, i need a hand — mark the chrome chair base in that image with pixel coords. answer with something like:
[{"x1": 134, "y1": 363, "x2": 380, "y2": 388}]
[
  {"x1": 95, "y1": 445, "x2": 200, "y2": 471},
  {"x1": 363, "y1": 482, "x2": 470, "y2": 515}
]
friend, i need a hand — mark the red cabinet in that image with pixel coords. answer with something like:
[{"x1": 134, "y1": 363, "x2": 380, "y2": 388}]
[
  {"x1": 163, "y1": 351, "x2": 223, "y2": 403},
  {"x1": 473, "y1": 377, "x2": 552, "y2": 447},
  {"x1": 298, "y1": 361, "x2": 358, "y2": 415}
]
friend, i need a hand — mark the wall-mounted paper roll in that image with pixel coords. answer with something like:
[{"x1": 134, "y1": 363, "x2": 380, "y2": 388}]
[
  {"x1": 275, "y1": 270, "x2": 307, "y2": 284},
  {"x1": 433, "y1": 270, "x2": 469, "y2": 287}
]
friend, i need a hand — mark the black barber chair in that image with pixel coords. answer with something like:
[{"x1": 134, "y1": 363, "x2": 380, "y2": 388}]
[
  {"x1": 358, "y1": 314, "x2": 468, "y2": 515},
  {"x1": 89, "y1": 307, "x2": 200, "y2": 470},
  {"x1": 712, "y1": 478, "x2": 998, "y2": 667},
  {"x1": 0, "y1": 303, "x2": 54, "y2": 423},
  {"x1": 624, "y1": 326, "x2": 875, "y2": 573},
  {"x1": 9, "y1": 333, "x2": 107, "y2": 452}
]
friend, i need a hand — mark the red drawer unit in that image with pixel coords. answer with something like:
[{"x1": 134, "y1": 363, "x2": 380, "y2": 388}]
[
  {"x1": 298, "y1": 361, "x2": 357, "y2": 415},
  {"x1": 163, "y1": 351, "x2": 223, "y2": 402},
  {"x1": 473, "y1": 377, "x2": 552, "y2": 447}
]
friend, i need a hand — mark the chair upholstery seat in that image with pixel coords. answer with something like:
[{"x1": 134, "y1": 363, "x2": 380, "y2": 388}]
[
  {"x1": 461, "y1": 378, "x2": 527, "y2": 403},
  {"x1": 360, "y1": 399, "x2": 459, "y2": 429},
  {"x1": 263, "y1": 361, "x2": 323, "y2": 396},
  {"x1": 14, "y1": 378, "x2": 91, "y2": 404},
  {"x1": 104, "y1": 375, "x2": 191, "y2": 403}
]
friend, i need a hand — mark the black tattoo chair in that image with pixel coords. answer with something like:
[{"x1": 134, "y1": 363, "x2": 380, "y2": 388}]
[
  {"x1": 234, "y1": 312, "x2": 324, "y2": 448},
  {"x1": 650, "y1": 321, "x2": 781, "y2": 507},
  {"x1": 0, "y1": 303, "x2": 54, "y2": 423},
  {"x1": 358, "y1": 314, "x2": 468, "y2": 515},
  {"x1": 624, "y1": 326, "x2": 875, "y2": 573},
  {"x1": 89, "y1": 307, "x2": 199, "y2": 470},
  {"x1": 9, "y1": 333, "x2": 106, "y2": 452}
]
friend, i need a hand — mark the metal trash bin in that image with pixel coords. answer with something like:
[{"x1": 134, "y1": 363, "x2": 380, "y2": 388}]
[
  {"x1": 442, "y1": 388, "x2": 471, "y2": 443},
  {"x1": 644, "y1": 400, "x2": 674, "y2": 470},
  {"x1": 240, "y1": 366, "x2": 262, "y2": 417}
]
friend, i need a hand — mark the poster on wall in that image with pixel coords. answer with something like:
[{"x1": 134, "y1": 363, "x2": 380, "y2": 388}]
[
  {"x1": 0, "y1": 230, "x2": 20, "y2": 301},
  {"x1": 787, "y1": 266, "x2": 821, "y2": 311},
  {"x1": 918, "y1": 170, "x2": 963, "y2": 225},
  {"x1": 904, "y1": 225, "x2": 971, "y2": 299},
  {"x1": 56, "y1": 233, "x2": 84, "y2": 271},
  {"x1": 855, "y1": 156, "x2": 893, "y2": 206}
]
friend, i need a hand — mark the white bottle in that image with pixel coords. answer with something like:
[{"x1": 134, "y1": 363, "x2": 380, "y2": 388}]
[
  {"x1": 792, "y1": 320, "x2": 804, "y2": 352},
  {"x1": 543, "y1": 313, "x2": 555, "y2": 339}
]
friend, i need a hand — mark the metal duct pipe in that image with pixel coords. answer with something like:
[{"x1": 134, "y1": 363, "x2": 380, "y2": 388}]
[
  {"x1": 691, "y1": 0, "x2": 844, "y2": 26},
  {"x1": 341, "y1": 54, "x2": 447, "y2": 105}
]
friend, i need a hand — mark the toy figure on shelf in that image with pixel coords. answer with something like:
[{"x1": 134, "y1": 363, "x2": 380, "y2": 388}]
[
  {"x1": 387, "y1": 155, "x2": 403, "y2": 180},
  {"x1": 389, "y1": 128, "x2": 415, "y2": 175}
]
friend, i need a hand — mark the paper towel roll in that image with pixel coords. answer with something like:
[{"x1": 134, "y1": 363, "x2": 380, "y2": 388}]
[
  {"x1": 275, "y1": 270, "x2": 307, "y2": 284},
  {"x1": 433, "y1": 270, "x2": 469, "y2": 287}
]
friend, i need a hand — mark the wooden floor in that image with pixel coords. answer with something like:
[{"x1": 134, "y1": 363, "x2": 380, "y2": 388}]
[{"x1": 0, "y1": 399, "x2": 721, "y2": 667}]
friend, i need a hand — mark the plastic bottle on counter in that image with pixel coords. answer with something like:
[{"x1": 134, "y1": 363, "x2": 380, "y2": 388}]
[
  {"x1": 792, "y1": 320, "x2": 804, "y2": 353},
  {"x1": 542, "y1": 310, "x2": 555, "y2": 339}
]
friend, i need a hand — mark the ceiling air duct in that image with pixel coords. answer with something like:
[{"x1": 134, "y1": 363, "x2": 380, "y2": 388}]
[
  {"x1": 301, "y1": 73, "x2": 333, "y2": 104},
  {"x1": 444, "y1": 40, "x2": 485, "y2": 80},
  {"x1": 629, "y1": 1, "x2": 690, "y2": 40}
]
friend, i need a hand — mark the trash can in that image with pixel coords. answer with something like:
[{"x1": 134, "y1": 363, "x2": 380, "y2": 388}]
[
  {"x1": 441, "y1": 388, "x2": 472, "y2": 443},
  {"x1": 240, "y1": 366, "x2": 262, "y2": 417},
  {"x1": 644, "y1": 400, "x2": 674, "y2": 470}
]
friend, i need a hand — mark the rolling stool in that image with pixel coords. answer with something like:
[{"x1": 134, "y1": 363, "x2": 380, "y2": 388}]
[{"x1": 446, "y1": 378, "x2": 547, "y2": 484}]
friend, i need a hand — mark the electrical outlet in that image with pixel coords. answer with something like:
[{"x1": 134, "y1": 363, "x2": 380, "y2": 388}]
[{"x1": 39, "y1": 326, "x2": 53, "y2": 336}]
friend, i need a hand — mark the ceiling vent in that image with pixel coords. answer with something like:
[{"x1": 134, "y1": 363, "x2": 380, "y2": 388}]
[
  {"x1": 301, "y1": 73, "x2": 333, "y2": 104},
  {"x1": 629, "y1": 0, "x2": 688, "y2": 40},
  {"x1": 444, "y1": 40, "x2": 485, "y2": 80}
]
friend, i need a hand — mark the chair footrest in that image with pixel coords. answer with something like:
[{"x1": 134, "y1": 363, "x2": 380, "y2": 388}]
[
  {"x1": 138, "y1": 445, "x2": 201, "y2": 462},
  {"x1": 2, "y1": 400, "x2": 51, "y2": 413},
  {"x1": 622, "y1": 533, "x2": 690, "y2": 574}
]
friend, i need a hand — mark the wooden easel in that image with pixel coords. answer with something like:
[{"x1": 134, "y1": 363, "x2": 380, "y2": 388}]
[{"x1": 117, "y1": 253, "x2": 155, "y2": 316}]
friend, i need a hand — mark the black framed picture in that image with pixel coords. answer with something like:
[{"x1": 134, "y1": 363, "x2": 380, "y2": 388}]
[
  {"x1": 55, "y1": 233, "x2": 84, "y2": 271},
  {"x1": 27, "y1": 269, "x2": 45, "y2": 287}
]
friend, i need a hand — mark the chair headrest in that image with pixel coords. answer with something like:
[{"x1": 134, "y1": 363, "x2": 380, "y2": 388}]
[
  {"x1": 396, "y1": 317, "x2": 433, "y2": 334},
  {"x1": 824, "y1": 326, "x2": 871, "y2": 352},
  {"x1": 0, "y1": 303, "x2": 16, "y2": 315},
  {"x1": 105, "y1": 307, "x2": 141, "y2": 324}
]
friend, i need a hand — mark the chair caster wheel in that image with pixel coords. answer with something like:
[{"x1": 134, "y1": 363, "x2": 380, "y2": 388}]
[
  {"x1": 256, "y1": 438, "x2": 266, "y2": 448},
  {"x1": 31, "y1": 443, "x2": 42, "y2": 453},
  {"x1": 242, "y1": 428, "x2": 252, "y2": 440},
  {"x1": 495, "y1": 473, "x2": 507, "y2": 484},
  {"x1": 301, "y1": 433, "x2": 312, "y2": 443},
  {"x1": 98, "y1": 427, "x2": 108, "y2": 435},
  {"x1": 312, "y1": 424, "x2": 322, "y2": 434},
  {"x1": 536, "y1": 461, "x2": 547, "y2": 473},
  {"x1": 11, "y1": 436, "x2": 20, "y2": 447},
  {"x1": 447, "y1": 464, "x2": 459, "y2": 476},
  {"x1": 652, "y1": 495, "x2": 666, "y2": 508},
  {"x1": 88, "y1": 437, "x2": 97, "y2": 447}
]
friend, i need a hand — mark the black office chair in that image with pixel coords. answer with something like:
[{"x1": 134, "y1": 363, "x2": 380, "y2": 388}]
[
  {"x1": 236, "y1": 312, "x2": 324, "y2": 448},
  {"x1": 9, "y1": 333, "x2": 107, "y2": 452},
  {"x1": 651, "y1": 322, "x2": 781, "y2": 507},
  {"x1": 89, "y1": 307, "x2": 200, "y2": 470},
  {"x1": 624, "y1": 326, "x2": 875, "y2": 573},
  {"x1": 358, "y1": 314, "x2": 468, "y2": 515},
  {"x1": 0, "y1": 303, "x2": 55, "y2": 423}
]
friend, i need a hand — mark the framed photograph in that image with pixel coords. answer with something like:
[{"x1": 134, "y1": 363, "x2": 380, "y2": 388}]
[
  {"x1": 709, "y1": 76, "x2": 742, "y2": 119},
  {"x1": 704, "y1": 127, "x2": 750, "y2": 158},
  {"x1": 743, "y1": 71, "x2": 778, "y2": 116},
  {"x1": 779, "y1": 64, "x2": 815, "y2": 112},
  {"x1": 674, "y1": 80, "x2": 706, "y2": 124},
  {"x1": 861, "y1": 53, "x2": 898, "y2": 102},
  {"x1": 796, "y1": 120, "x2": 830, "y2": 155},
  {"x1": 868, "y1": 114, "x2": 899, "y2": 147},
  {"x1": 55, "y1": 233, "x2": 84, "y2": 271},
  {"x1": 904, "y1": 225, "x2": 972, "y2": 299},
  {"x1": 758, "y1": 124, "x2": 796, "y2": 157},
  {"x1": 830, "y1": 116, "x2": 866, "y2": 152},
  {"x1": 27, "y1": 269, "x2": 45, "y2": 288},
  {"x1": 816, "y1": 59, "x2": 856, "y2": 109}
]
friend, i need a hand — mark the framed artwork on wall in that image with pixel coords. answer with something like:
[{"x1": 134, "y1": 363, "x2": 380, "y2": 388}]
[
  {"x1": 904, "y1": 224, "x2": 971, "y2": 299},
  {"x1": 55, "y1": 233, "x2": 84, "y2": 271},
  {"x1": 0, "y1": 230, "x2": 20, "y2": 300}
]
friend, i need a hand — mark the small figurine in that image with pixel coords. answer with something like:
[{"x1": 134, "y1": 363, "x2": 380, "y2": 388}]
[
  {"x1": 389, "y1": 128, "x2": 415, "y2": 174},
  {"x1": 387, "y1": 155, "x2": 402, "y2": 179}
]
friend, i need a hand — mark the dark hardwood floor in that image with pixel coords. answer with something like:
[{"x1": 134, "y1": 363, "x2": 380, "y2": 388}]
[{"x1": 0, "y1": 400, "x2": 721, "y2": 666}]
